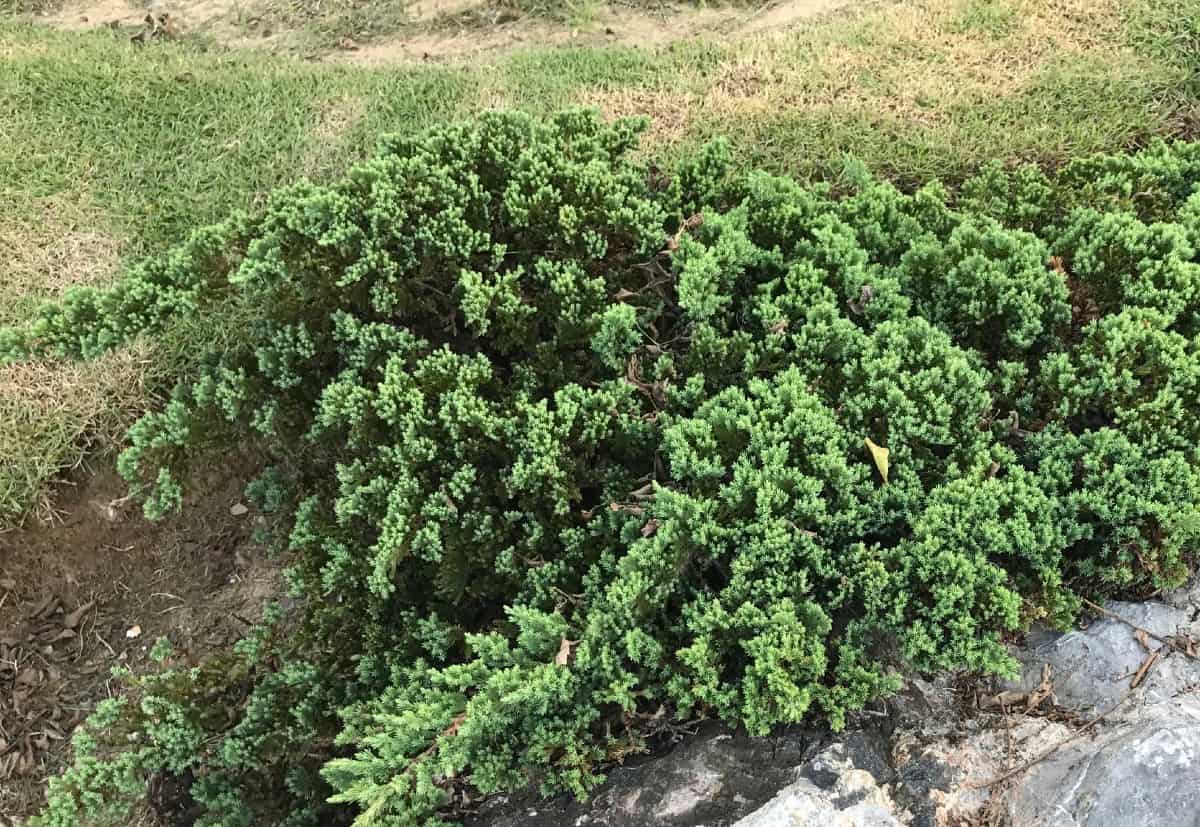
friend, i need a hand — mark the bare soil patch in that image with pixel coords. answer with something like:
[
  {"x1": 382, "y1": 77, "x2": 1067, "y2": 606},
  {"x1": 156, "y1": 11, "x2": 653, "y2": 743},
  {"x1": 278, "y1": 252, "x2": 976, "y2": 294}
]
[
  {"x1": 41, "y1": 0, "x2": 243, "y2": 31},
  {"x1": 41, "y1": 0, "x2": 136, "y2": 28},
  {"x1": 739, "y1": 0, "x2": 854, "y2": 34},
  {"x1": 408, "y1": 0, "x2": 486, "y2": 23},
  {"x1": 333, "y1": 0, "x2": 852, "y2": 65},
  {"x1": 0, "y1": 463, "x2": 279, "y2": 821},
  {"x1": 28, "y1": 0, "x2": 865, "y2": 62}
]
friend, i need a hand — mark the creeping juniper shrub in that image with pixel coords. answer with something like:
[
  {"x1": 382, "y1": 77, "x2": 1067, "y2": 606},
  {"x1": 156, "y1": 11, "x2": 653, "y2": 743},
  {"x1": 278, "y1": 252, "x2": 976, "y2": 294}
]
[{"x1": 8, "y1": 113, "x2": 1200, "y2": 826}]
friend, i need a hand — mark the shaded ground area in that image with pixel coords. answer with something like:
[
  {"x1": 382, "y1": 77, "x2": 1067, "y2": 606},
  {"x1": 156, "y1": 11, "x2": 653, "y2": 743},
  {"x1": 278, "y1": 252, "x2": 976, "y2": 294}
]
[{"x1": 0, "y1": 464, "x2": 278, "y2": 819}]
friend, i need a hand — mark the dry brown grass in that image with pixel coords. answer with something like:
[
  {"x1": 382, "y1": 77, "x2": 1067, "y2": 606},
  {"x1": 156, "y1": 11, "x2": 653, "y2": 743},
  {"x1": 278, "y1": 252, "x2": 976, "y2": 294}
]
[
  {"x1": 0, "y1": 344, "x2": 153, "y2": 525},
  {"x1": 580, "y1": 86, "x2": 697, "y2": 148},
  {"x1": 0, "y1": 197, "x2": 146, "y2": 525},
  {"x1": 302, "y1": 95, "x2": 369, "y2": 178},
  {"x1": 1019, "y1": 0, "x2": 1126, "y2": 51},
  {"x1": 0, "y1": 196, "x2": 123, "y2": 325},
  {"x1": 574, "y1": 0, "x2": 1138, "y2": 146},
  {"x1": 472, "y1": 79, "x2": 517, "y2": 113},
  {"x1": 720, "y1": 0, "x2": 1131, "y2": 118}
]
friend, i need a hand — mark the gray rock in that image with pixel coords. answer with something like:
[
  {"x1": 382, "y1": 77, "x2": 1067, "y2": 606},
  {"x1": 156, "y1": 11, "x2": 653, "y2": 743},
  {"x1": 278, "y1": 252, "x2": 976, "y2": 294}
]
[
  {"x1": 1164, "y1": 577, "x2": 1200, "y2": 616},
  {"x1": 891, "y1": 587, "x2": 1200, "y2": 826},
  {"x1": 1005, "y1": 695, "x2": 1200, "y2": 827},
  {"x1": 1007, "y1": 599, "x2": 1200, "y2": 714},
  {"x1": 901, "y1": 694, "x2": 1200, "y2": 827},
  {"x1": 733, "y1": 777, "x2": 899, "y2": 827},
  {"x1": 735, "y1": 738, "x2": 901, "y2": 827},
  {"x1": 885, "y1": 673, "x2": 963, "y2": 734},
  {"x1": 892, "y1": 717, "x2": 1071, "y2": 827},
  {"x1": 466, "y1": 723, "x2": 828, "y2": 827},
  {"x1": 468, "y1": 725, "x2": 905, "y2": 827},
  {"x1": 802, "y1": 732, "x2": 895, "y2": 795}
]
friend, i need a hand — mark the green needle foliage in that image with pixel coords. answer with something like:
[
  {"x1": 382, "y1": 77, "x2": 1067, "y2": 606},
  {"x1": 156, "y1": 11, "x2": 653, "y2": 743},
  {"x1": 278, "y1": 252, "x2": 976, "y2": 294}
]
[{"x1": 6, "y1": 110, "x2": 1200, "y2": 826}]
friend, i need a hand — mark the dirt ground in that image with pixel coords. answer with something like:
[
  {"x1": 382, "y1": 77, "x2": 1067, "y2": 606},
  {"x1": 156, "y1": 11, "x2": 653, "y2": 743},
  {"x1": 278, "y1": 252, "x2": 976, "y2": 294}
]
[
  {"x1": 0, "y1": 462, "x2": 278, "y2": 822},
  {"x1": 32, "y1": 0, "x2": 857, "y2": 63},
  {"x1": 330, "y1": 0, "x2": 854, "y2": 65}
]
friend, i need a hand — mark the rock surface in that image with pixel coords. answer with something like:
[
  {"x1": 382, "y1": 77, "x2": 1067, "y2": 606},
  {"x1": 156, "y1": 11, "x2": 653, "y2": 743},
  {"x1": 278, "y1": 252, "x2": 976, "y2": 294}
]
[
  {"x1": 735, "y1": 736, "x2": 901, "y2": 827},
  {"x1": 473, "y1": 587, "x2": 1200, "y2": 827},
  {"x1": 921, "y1": 590, "x2": 1200, "y2": 827},
  {"x1": 990, "y1": 587, "x2": 1200, "y2": 826},
  {"x1": 466, "y1": 723, "x2": 829, "y2": 826},
  {"x1": 1005, "y1": 598, "x2": 1200, "y2": 715},
  {"x1": 733, "y1": 778, "x2": 899, "y2": 827},
  {"x1": 1005, "y1": 695, "x2": 1200, "y2": 827}
]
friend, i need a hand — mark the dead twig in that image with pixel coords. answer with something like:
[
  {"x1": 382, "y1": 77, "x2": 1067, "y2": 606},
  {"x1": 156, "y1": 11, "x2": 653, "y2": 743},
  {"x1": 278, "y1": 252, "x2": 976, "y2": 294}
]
[
  {"x1": 400, "y1": 712, "x2": 466, "y2": 778},
  {"x1": 1081, "y1": 598, "x2": 1198, "y2": 660},
  {"x1": 982, "y1": 663, "x2": 1055, "y2": 714},
  {"x1": 1001, "y1": 701, "x2": 1015, "y2": 773},
  {"x1": 968, "y1": 687, "x2": 1134, "y2": 789},
  {"x1": 94, "y1": 632, "x2": 116, "y2": 658},
  {"x1": 665, "y1": 213, "x2": 703, "y2": 253},
  {"x1": 1130, "y1": 650, "x2": 1160, "y2": 690}
]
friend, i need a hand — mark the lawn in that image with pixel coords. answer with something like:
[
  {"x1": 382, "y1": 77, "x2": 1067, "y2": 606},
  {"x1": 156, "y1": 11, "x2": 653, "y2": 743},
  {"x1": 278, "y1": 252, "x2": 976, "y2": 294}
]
[{"x1": 1, "y1": 0, "x2": 1198, "y2": 525}]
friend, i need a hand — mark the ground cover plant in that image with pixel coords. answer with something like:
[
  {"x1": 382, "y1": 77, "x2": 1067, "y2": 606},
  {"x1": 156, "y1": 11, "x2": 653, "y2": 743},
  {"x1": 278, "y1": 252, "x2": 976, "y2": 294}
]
[{"x1": 4, "y1": 108, "x2": 1200, "y2": 826}]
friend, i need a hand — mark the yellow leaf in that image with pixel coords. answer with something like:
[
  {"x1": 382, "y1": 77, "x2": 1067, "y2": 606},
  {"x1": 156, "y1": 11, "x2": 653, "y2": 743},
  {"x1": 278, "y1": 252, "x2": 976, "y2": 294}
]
[{"x1": 864, "y1": 437, "x2": 889, "y2": 484}]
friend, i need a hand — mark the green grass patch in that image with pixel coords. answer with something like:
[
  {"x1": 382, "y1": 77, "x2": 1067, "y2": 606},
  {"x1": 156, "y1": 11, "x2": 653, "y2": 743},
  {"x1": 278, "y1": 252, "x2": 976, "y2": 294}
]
[
  {"x1": 0, "y1": 26, "x2": 475, "y2": 257},
  {"x1": 949, "y1": 0, "x2": 1018, "y2": 37}
]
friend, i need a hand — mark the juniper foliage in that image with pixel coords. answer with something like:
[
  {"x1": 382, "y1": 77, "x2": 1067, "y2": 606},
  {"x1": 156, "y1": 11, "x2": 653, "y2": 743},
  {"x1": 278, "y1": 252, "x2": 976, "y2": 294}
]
[{"x1": 8, "y1": 111, "x2": 1200, "y2": 827}]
